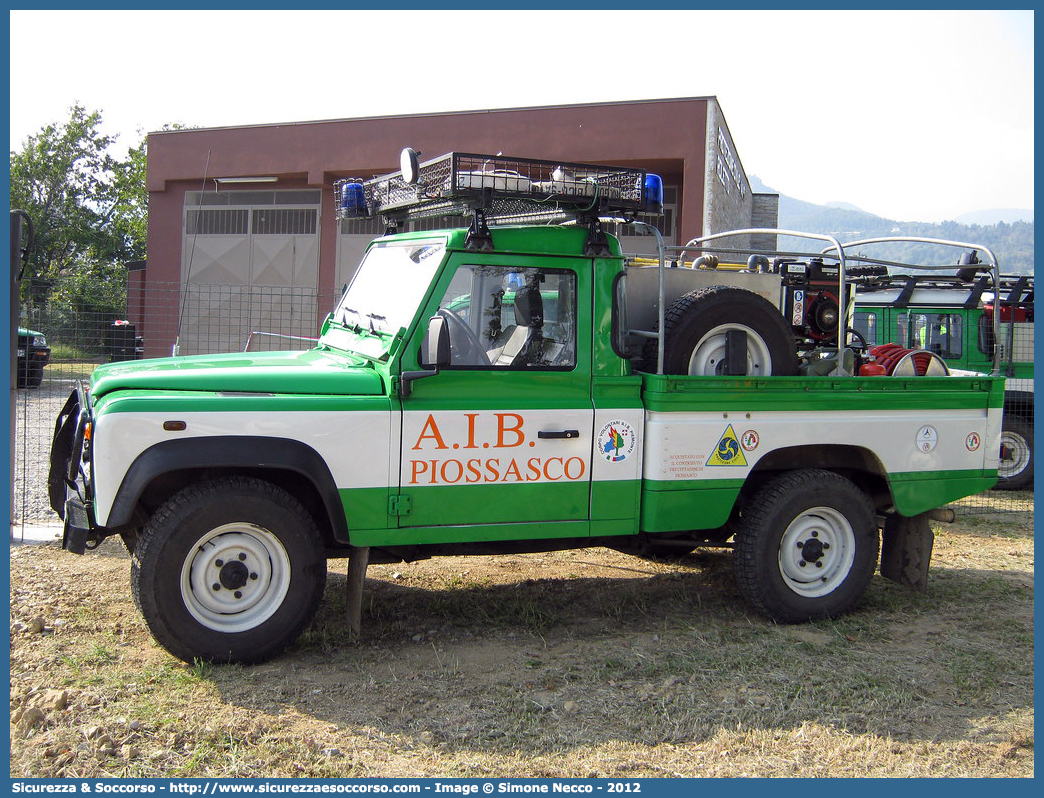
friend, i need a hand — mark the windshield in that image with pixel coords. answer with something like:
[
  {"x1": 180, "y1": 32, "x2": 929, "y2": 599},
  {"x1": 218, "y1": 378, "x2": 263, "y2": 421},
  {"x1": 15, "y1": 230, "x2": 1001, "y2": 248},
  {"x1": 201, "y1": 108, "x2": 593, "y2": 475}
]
[{"x1": 331, "y1": 239, "x2": 445, "y2": 336}]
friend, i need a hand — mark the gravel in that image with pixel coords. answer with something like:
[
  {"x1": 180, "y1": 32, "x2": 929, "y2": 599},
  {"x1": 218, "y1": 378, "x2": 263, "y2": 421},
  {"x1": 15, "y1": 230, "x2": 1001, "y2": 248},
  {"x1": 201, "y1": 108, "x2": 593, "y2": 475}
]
[{"x1": 12, "y1": 377, "x2": 80, "y2": 523}]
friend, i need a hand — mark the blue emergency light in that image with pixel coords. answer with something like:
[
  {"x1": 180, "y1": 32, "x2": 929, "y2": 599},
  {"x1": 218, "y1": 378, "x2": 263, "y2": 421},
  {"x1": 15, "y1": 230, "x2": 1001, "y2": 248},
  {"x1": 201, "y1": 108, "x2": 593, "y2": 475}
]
[
  {"x1": 643, "y1": 173, "x2": 664, "y2": 214},
  {"x1": 338, "y1": 181, "x2": 368, "y2": 218}
]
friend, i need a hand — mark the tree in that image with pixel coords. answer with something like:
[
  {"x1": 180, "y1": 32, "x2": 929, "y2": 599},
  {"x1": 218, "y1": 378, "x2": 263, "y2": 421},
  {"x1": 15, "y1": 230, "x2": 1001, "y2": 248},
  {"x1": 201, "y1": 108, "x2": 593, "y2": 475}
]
[
  {"x1": 107, "y1": 134, "x2": 148, "y2": 263},
  {"x1": 12, "y1": 106, "x2": 110, "y2": 282},
  {"x1": 11, "y1": 105, "x2": 157, "y2": 352}
]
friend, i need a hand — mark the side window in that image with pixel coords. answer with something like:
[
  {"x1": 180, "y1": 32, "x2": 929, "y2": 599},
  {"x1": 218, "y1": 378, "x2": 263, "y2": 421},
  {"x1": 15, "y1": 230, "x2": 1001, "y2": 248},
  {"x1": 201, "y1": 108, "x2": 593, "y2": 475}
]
[
  {"x1": 896, "y1": 313, "x2": 910, "y2": 348},
  {"x1": 978, "y1": 314, "x2": 996, "y2": 356},
  {"x1": 924, "y1": 313, "x2": 962, "y2": 359},
  {"x1": 852, "y1": 312, "x2": 878, "y2": 346},
  {"x1": 898, "y1": 313, "x2": 927, "y2": 349},
  {"x1": 435, "y1": 264, "x2": 577, "y2": 370},
  {"x1": 898, "y1": 312, "x2": 962, "y2": 358}
]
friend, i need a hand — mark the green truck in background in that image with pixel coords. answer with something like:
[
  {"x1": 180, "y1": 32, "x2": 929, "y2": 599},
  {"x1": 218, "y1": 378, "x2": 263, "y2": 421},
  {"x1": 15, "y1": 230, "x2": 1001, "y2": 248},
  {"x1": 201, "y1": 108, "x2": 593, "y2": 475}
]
[
  {"x1": 854, "y1": 271, "x2": 1032, "y2": 490},
  {"x1": 50, "y1": 151, "x2": 1005, "y2": 664}
]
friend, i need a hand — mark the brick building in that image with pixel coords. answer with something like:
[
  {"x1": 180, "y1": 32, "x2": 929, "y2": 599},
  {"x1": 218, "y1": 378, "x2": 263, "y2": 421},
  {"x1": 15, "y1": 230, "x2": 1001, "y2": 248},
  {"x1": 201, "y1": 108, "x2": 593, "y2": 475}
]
[{"x1": 138, "y1": 97, "x2": 776, "y2": 356}]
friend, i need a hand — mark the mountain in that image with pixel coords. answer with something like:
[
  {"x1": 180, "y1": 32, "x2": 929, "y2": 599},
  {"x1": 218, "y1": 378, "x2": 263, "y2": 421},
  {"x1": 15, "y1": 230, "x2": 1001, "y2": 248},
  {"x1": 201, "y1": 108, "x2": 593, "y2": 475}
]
[
  {"x1": 954, "y1": 209, "x2": 1033, "y2": 225},
  {"x1": 824, "y1": 201, "x2": 868, "y2": 213},
  {"x1": 748, "y1": 176, "x2": 1034, "y2": 275}
]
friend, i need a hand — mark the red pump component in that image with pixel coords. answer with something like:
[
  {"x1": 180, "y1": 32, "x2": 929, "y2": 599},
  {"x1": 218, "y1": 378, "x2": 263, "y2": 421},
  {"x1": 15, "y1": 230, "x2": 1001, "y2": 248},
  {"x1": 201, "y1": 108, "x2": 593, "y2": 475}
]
[{"x1": 868, "y1": 343, "x2": 949, "y2": 376}]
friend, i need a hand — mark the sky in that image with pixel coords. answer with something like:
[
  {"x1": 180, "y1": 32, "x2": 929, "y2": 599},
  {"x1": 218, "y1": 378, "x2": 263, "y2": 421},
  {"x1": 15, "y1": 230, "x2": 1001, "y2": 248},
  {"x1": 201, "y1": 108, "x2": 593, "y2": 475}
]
[{"x1": 8, "y1": 9, "x2": 1034, "y2": 224}]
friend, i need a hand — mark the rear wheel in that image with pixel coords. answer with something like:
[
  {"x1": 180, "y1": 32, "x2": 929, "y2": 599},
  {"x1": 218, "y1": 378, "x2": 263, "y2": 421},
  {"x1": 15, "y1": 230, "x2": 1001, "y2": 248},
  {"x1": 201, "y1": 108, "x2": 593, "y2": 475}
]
[
  {"x1": 131, "y1": 477, "x2": 326, "y2": 664},
  {"x1": 733, "y1": 470, "x2": 878, "y2": 623},
  {"x1": 996, "y1": 416, "x2": 1033, "y2": 490},
  {"x1": 659, "y1": 286, "x2": 799, "y2": 376}
]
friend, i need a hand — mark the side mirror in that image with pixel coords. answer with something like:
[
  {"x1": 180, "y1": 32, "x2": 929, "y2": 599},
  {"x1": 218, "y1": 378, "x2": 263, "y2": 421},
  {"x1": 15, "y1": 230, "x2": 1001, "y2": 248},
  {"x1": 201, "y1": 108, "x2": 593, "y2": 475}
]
[
  {"x1": 420, "y1": 314, "x2": 451, "y2": 369},
  {"x1": 403, "y1": 315, "x2": 449, "y2": 397}
]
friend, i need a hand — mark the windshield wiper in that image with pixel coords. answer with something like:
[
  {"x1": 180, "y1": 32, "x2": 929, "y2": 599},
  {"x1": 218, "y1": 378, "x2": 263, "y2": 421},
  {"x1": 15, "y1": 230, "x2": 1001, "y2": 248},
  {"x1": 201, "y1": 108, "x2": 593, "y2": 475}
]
[
  {"x1": 339, "y1": 306, "x2": 363, "y2": 327},
  {"x1": 366, "y1": 313, "x2": 393, "y2": 337}
]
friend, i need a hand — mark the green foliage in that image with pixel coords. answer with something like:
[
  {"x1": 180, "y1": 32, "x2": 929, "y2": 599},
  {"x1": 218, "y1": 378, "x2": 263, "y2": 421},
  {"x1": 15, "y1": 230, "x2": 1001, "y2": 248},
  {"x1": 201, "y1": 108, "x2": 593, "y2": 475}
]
[
  {"x1": 9, "y1": 104, "x2": 149, "y2": 312},
  {"x1": 776, "y1": 193, "x2": 1034, "y2": 274}
]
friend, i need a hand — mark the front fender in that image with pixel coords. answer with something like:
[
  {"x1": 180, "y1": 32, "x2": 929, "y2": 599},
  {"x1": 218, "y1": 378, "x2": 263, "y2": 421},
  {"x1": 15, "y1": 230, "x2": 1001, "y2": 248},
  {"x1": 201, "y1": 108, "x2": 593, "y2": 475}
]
[{"x1": 104, "y1": 436, "x2": 350, "y2": 544}]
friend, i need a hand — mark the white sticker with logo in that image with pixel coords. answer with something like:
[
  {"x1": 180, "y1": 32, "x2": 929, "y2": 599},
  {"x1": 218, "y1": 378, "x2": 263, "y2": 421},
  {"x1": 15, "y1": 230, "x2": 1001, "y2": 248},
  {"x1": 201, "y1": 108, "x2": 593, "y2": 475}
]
[
  {"x1": 917, "y1": 425, "x2": 938, "y2": 453},
  {"x1": 741, "y1": 429, "x2": 760, "y2": 451},
  {"x1": 597, "y1": 420, "x2": 637, "y2": 463}
]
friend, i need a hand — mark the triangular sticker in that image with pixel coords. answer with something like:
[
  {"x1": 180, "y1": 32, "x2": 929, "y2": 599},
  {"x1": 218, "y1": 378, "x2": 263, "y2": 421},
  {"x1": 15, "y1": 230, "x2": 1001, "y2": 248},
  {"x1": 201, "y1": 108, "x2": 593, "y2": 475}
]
[{"x1": 708, "y1": 424, "x2": 748, "y2": 466}]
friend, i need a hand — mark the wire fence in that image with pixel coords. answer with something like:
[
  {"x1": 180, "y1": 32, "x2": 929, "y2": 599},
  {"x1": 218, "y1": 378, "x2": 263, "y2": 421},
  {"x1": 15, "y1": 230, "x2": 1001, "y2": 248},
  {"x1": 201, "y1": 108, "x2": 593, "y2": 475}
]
[{"x1": 12, "y1": 281, "x2": 1032, "y2": 529}]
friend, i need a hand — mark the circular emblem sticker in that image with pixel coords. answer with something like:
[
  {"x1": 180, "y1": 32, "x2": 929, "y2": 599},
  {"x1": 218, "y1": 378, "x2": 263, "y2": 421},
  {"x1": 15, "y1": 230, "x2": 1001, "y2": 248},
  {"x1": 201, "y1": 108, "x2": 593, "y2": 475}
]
[
  {"x1": 966, "y1": 432, "x2": 981, "y2": 452},
  {"x1": 741, "y1": 430, "x2": 760, "y2": 451},
  {"x1": 917, "y1": 425, "x2": 938, "y2": 453},
  {"x1": 597, "y1": 420, "x2": 637, "y2": 463}
]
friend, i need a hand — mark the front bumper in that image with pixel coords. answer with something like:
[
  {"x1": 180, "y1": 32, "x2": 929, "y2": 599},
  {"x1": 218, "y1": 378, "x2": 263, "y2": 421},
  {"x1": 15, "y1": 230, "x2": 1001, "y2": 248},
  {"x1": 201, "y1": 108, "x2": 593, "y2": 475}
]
[{"x1": 50, "y1": 382, "x2": 101, "y2": 554}]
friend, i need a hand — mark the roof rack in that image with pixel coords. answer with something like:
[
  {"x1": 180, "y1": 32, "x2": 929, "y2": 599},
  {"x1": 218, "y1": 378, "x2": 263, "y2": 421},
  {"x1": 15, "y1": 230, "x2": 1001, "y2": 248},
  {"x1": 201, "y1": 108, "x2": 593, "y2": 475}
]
[
  {"x1": 334, "y1": 151, "x2": 660, "y2": 253},
  {"x1": 855, "y1": 272, "x2": 1033, "y2": 302}
]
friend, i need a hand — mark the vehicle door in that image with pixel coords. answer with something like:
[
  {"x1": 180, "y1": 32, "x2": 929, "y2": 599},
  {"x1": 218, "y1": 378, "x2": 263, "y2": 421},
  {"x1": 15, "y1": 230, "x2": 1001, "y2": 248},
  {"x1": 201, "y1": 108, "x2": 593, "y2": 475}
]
[{"x1": 398, "y1": 253, "x2": 593, "y2": 534}]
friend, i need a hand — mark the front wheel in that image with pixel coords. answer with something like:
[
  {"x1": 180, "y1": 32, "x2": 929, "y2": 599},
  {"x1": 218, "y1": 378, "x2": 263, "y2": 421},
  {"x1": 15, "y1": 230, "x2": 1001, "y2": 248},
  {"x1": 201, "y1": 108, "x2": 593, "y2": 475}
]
[
  {"x1": 733, "y1": 470, "x2": 879, "y2": 623},
  {"x1": 131, "y1": 477, "x2": 327, "y2": 664},
  {"x1": 995, "y1": 416, "x2": 1033, "y2": 490}
]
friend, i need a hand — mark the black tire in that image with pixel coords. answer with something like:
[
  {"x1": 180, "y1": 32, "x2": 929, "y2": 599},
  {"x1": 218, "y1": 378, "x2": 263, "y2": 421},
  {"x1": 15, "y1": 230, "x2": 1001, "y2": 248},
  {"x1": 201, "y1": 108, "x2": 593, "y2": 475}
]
[
  {"x1": 733, "y1": 469, "x2": 879, "y2": 623},
  {"x1": 996, "y1": 416, "x2": 1033, "y2": 490},
  {"x1": 17, "y1": 359, "x2": 44, "y2": 388},
  {"x1": 131, "y1": 476, "x2": 327, "y2": 664},
  {"x1": 658, "y1": 286, "x2": 799, "y2": 376}
]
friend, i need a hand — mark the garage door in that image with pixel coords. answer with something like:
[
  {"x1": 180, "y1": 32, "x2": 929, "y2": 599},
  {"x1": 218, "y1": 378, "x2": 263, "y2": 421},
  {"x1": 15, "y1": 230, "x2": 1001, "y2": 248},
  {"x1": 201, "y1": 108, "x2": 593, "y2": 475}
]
[{"x1": 180, "y1": 190, "x2": 321, "y2": 354}]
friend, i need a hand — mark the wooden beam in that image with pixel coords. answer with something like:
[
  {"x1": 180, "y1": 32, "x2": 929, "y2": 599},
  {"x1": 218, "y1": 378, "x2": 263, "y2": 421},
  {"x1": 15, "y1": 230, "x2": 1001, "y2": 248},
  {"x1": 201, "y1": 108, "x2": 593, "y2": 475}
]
[{"x1": 345, "y1": 546, "x2": 370, "y2": 636}]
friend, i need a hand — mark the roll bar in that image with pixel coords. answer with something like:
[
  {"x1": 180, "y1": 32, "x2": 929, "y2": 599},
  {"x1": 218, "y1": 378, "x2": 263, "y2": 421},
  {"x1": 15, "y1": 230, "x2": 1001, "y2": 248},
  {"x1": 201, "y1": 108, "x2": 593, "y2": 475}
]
[{"x1": 821, "y1": 236, "x2": 1002, "y2": 377}]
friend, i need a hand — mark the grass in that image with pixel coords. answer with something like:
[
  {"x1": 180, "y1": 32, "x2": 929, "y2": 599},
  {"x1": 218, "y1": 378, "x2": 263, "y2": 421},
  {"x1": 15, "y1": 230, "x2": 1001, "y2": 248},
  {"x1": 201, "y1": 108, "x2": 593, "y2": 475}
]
[
  {"x1": 9, "y1": 510, "x2": 1035, "y2": 779},
  {"x1": 43, "y1": 358, "x2": 99, "y2": 381}
]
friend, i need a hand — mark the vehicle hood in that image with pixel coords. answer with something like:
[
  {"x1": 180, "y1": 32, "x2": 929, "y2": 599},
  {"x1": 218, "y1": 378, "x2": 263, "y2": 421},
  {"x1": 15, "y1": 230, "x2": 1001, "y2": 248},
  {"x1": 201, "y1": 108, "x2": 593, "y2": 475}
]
[{"x1": 89, "y1": 349, "x2": 385, "y2": 399}]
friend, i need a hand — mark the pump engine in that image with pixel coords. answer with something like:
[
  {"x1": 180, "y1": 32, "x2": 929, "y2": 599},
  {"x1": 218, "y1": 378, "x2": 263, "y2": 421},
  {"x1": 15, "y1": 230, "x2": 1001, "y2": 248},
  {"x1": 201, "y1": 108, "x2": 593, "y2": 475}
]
[{"x1": 775, "y1": 258, "x2": 851, "y2": 346}]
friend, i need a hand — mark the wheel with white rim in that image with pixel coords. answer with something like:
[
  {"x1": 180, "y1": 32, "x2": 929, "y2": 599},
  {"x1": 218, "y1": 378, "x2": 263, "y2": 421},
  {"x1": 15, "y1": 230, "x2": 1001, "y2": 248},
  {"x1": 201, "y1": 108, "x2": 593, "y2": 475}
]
[
  {"x1": 734, "y1": 469, "x2": 878, "y2": 623},
  {"x1": 132, "y1": 477, "x2": 326, "y2": 664},
  {"x1": 995, "y1": 416, "x2": 1033, "y2": 490},
  {"x1": 180, "y1": 523, "x2": 292, "y2": 634},
  {"x1": 686, "y1": 322, "x2": 776, "y2": 376},
  {"x1": 776, "y1": 506, "x2": 857, "y2": 598},
  {"x1": 659, "y1": 286, "x2": 799, "y2": 377}
]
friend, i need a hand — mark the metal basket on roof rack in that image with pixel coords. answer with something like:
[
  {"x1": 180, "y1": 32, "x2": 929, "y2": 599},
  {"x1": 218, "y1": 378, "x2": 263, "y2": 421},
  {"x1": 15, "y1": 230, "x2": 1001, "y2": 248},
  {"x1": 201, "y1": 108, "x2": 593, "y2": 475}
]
[{"x1": 335, "y1": 152, "x2": 652, "y2": 226}]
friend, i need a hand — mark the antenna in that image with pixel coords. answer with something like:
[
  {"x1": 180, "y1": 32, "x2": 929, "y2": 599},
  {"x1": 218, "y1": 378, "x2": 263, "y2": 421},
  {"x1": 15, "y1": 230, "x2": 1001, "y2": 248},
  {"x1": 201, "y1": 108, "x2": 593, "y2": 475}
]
[{"x1": 173, "y1": 150, "x2": 212, "y2": 356}]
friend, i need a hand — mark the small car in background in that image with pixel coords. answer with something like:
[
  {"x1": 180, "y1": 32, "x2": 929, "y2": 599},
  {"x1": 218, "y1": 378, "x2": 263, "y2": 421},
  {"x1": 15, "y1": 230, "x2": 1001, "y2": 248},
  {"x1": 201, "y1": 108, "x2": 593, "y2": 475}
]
[{"x1": 17, "y1": 327, "x2": 50, "y2": 388}]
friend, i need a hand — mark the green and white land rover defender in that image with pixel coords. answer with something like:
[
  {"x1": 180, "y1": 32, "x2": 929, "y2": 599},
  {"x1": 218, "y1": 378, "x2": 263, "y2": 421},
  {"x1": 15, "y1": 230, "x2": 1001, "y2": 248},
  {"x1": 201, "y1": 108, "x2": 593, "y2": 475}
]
[
  {"x1": 854, "y1": 271, "x2": 1032, "y2": 490},
  {"x1": 50, "y1": 152, "x2": 1005, "y2": 664}
]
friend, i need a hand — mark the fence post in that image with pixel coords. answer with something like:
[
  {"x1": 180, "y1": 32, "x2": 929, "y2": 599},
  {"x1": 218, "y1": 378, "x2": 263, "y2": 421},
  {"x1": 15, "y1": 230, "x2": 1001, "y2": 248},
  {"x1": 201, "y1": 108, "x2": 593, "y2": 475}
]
[{"x1": 10, "y1": 211, "x2": 32, "y2": 539}]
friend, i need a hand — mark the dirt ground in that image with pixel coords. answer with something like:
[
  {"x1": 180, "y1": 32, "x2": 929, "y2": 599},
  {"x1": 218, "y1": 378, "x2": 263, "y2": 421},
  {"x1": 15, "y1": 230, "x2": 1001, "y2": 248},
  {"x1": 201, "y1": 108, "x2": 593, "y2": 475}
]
[{"x1": 9, "y1": 512, "x2": 1035, "y2": 779}]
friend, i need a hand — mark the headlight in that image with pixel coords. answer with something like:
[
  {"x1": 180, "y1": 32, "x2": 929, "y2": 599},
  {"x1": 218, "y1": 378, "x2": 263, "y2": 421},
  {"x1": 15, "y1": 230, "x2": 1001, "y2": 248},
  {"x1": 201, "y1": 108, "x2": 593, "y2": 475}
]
[{"x1": 32, "y1": 335, "x2": 46, "y2": 347}]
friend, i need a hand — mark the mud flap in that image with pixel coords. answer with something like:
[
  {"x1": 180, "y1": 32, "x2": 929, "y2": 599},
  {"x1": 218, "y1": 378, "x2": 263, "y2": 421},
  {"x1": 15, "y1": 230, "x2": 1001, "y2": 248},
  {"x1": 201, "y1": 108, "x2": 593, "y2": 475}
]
[{"x1": 880, "y1": 512, "x2": 935, "y2": 592}]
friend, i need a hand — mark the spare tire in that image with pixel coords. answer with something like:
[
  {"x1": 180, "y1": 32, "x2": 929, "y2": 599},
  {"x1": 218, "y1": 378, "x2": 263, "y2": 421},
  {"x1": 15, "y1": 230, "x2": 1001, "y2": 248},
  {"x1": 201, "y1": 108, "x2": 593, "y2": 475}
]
[{"x1": 656, "y1": 286, "x2": 799, "y2": 376}]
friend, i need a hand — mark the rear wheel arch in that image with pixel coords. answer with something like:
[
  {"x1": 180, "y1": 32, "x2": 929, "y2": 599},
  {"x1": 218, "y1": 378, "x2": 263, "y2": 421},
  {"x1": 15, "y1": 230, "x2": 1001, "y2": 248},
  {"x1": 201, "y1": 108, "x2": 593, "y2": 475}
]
[
  {"x1": 106, "y1": 437, "x2": 350, "y2": 547},
  {"x1": 742, "y1": 444, "x2": 893, "y2": 511},
  {"x1": 1003, "y1": 391, "x2": 1034, "y2": 422}
]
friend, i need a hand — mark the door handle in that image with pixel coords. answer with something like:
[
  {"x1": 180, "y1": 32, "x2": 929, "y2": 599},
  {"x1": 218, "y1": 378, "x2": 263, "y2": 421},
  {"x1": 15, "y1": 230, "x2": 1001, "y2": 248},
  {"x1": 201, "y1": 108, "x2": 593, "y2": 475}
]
[{"x1": 538, "y1": 430, "x2": 580, "y2": 439}]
